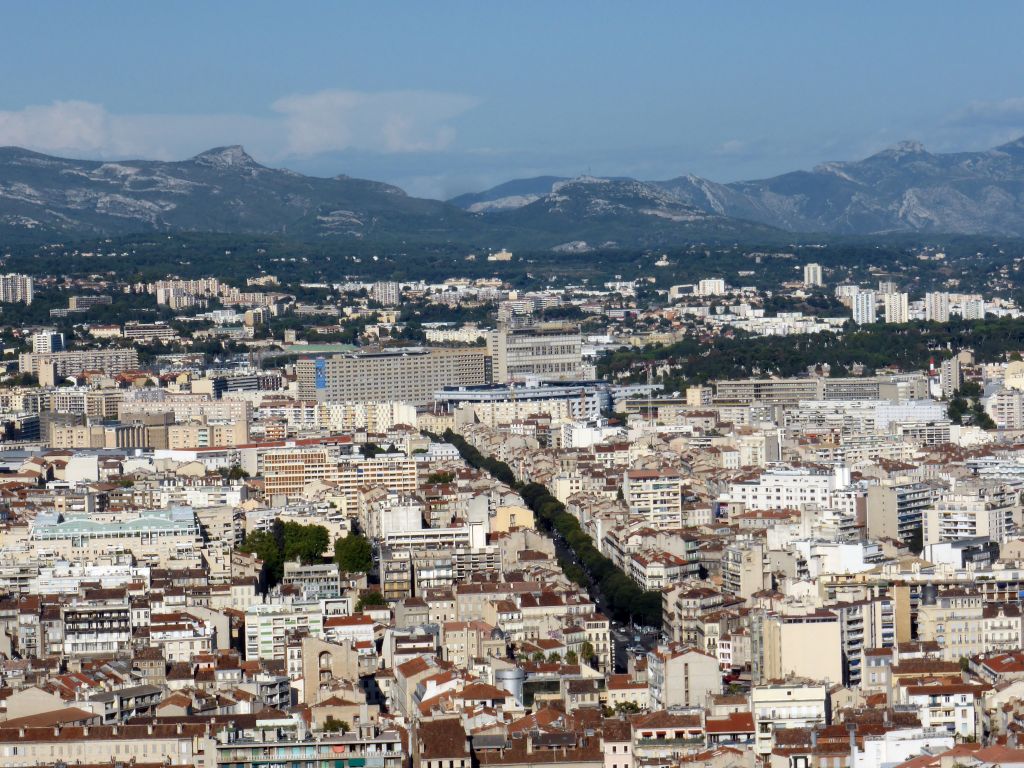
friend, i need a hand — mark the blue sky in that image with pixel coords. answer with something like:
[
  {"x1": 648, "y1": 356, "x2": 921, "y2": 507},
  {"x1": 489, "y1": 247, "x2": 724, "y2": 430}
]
[{"x1": 2, "y1": 1, "x2": 1023, "y2": 197}]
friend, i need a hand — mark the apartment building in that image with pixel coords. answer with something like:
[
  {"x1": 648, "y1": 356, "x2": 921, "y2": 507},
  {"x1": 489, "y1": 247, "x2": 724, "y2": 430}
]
[
  {"x1": 30, "y1": 330, "x2": 64, "y2": 354},
  {"x1": 751, "y1": 681, "x2": 829, "y2": 755},
  {"x1": 803, "y1": 263, "x2": 824, "y2": 287},
  {"x1": 49, "y1": 421, "x2": 152, "y2": 450},
  {"x1": 852, "y1": 290, "x2": 877, "y2": 324},
  {"x1": 282, "y1": 560, "x2": 344, "y2": 600},
  {"x1": 167, "y1": 419, "x2": 249, "y2": 449},
  {"x1": 832, "y1": 597, "x2": 897, "y2": 686},
  {"x1": 646, "y1": 645, "x2": 720, "y2": 710},
  {"x1": 19, "y1": 347, "x2": 140, "y2": 377},
  {"x1": 0, "y1": 273, "x2": 34, "y2": 304},
  {"x1": 123, "y1": 321, "x2": 178, "y2": 341},
  {"x1": 623, "y1": 469, "x2": 683, "y2": 528},
  {"x1": 757, "y1": 609, "x2": 843, "y2": 685},
  {"x1": 917, "y1": 590, "x2": 1024, "y2": 661},
  {"x1": 697, "y1": 278, "x2": 727, "y2": 296},
  {"x1": 923, "y1": 482, "x2": 1019, "y2": 545},
  {"x1": 148, "y1": 610, "x2": 215, "y2": 661},
  {"x1": 29, "y1": 507, "x2": 203, "y2": 567},
  {"x1": 721, "y1": 539, "x2": 766, "y2": 599},
  {"x1": 489, "y1": 319, "x2": 584, "y2": 382},
  {"x1": 245, "y1": 602, "x2": 325, "y2": 660},
  {"x1": 119, "y1": 394, "x2": 251, "y2": 423},
  {"x1": 724, "y1": 465, "x2": 840, "y2": 511},
  {"x1": 905, "y1": 683, "x2": 982, "y2": 739},
  {"x1": 338, "y1": 455, "x2": 419, "y2": 510},
  {"x1": 866, "y1": 481, "x2": 941, "y2": 548},
  {"x1": 62, "y1": 600, "x2": 132, "y2": 656},
  {"x1": 883, "y1": 292, "x2": 910, "y2": 323},
  {"x1": 925, "y1": 291, "x2": 951, "y2": 323},
  {"x1": 49, "y1": 388, "x2": 125, "y2": 419},
  {"x1": 714, "y1": 377, "x2": 823, "y2": 404},
  {"x1": 212, "y1": 725, "x2": 404, "y2": 768},
  {"x1": 261, "y1": 445, "x2": 335, "y2": 498},
  {"x1": 627, "y1": 550, "x2": 691, "y2": 591},
  {"x1": 296, "y1": 347, "x2": 488, "y2": 405},
  {"x1": 0, "y1": 723, "x2": 203, "y2": 766},
  {"x1": 371, "y1": 280, "x2": 401, "y2": 306}
]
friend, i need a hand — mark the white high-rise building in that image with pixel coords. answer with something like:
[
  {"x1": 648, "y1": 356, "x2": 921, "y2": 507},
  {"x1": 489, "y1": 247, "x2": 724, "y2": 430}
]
[
  {"x1": 852, "y1": 291, "x2": 877, "y2": 325},
  {"x1": 697, "y1": 278, "x2": 727, "y2": 296},
  {"x1": 31, "y1": 330, "x2": 65, "y2": 355},
  {"x1": 371, "y1": 281, "x2": 400, "y2": 306},
  {"x1": 0, "y1": 274, "x2": 33, "y2": 305},
  {"x1": 961, "y1": 298, "x2": 986, "y2": 321},
  {"x1": 940, "y1": 357, "x2": 962, "y2": 400},
  {"x1": 882, "y1": 293, "x2": 910, "y2": 324},
  {"x1": 925, "y1": 292, "x2": 951, "y2": 323},
  {"x1": 803, "y1": 263, "x2": 824, "y2": 287}
]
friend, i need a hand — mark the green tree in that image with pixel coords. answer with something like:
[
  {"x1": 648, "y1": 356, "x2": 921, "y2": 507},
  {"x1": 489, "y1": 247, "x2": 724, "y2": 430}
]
[
  {"x1": 221, "y1": 464, "x2": 249, "y2": 480},
  {"x1": 565, "y1": 650, "x2": 578, "y2": 665},
  {"x1": 355, "y1": 591, "x2": 386, "y2": 611},
  {"x1": 282, "y1": 521, "x2": 330, "y2": 565},
  {"x1": 239, "y1": 529, "x2": 284, "y2": 585},
  {"x1": 426, "y1": 471, "x2": 455, "y2": 484},
  {"x1": 580, "y1": 641, "x2": 595, "y2": 665},
  {"x1": 334, "y1": 533, "x2": 374, "y2": 573},
  {"x1": 531, "y1": 651, "x2": 545, "y2": 662},
  {"x1": 323, "y1": 717, "x2": 350, "y2": 733},
  {"x1": 547, "y1": 651, "x2": 561, "y2": 663}
]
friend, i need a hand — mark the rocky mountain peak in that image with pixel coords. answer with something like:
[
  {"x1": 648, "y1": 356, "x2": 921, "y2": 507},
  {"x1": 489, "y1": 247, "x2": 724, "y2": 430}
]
[{"x1": 190, "y1": 145, "x2": 259, "y2": 169}]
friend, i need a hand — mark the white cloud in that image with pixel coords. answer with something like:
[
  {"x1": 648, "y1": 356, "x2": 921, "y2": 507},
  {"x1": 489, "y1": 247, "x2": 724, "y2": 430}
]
[
  {"x1": 271, "y1": 89, "x2": 477, "y2": 155},
  {"x1": 0, "y1": 100, "x2": 112, "y2": 155},
  {"x1": 950, "y1": 97, "x2": 1024, "y2": 127},
  {"x1": 0, "y1": 90, "x2": 477, "y2": 162},
  {"x1": 713, "y1": 139, "x2": 747, "y2": 156}
]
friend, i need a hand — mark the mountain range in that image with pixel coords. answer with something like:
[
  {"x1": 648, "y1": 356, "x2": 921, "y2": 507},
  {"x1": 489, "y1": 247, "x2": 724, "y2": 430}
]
[
  {"x1": 454, "y1": 137, "x2": 1024, "y2": 237},
  {"x1": 2, "y1": 137, "x2": 1024, "y2": 249}
]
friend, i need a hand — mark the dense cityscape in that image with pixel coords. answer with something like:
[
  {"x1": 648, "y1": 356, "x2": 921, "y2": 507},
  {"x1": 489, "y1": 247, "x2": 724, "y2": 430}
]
[
  {"x1": 6, "y1": 3, "x2": 1024, "y2": 768},
  {"x1": 0, "y1": 240, "x2": 1020, "y2": 768}
]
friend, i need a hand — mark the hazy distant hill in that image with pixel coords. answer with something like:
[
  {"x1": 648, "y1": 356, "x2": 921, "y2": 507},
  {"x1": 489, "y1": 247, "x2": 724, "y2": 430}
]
[
  {"x1": 448, "y1": 176, "x2": 567, "y2": 212},
  {"x1": 0, "y1": 145, "x2": 480, "y2": 243},
  {"x1": 478, "y1": 176, "x2": 780, "y2": 251},
  {"x1": 454, "y1": 136, "x2": 1024, "y2": 236},
  {"x1": 0, "y1": 146, "x2": 778, "y2": 247}
]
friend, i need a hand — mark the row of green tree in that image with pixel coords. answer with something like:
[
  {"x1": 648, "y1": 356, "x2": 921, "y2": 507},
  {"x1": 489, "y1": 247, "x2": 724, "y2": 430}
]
[
  {"x1": 518, "y1": 482, "x2": 663, "y2": 628},
  {"x1": 599, "y1": 317, "x2": 1024, "y2": 388},
  {"x1": 437, "y1": 429, "x2": 517, "y2": 486},
  {"x1": 436, "y1": 429, "x2": 662, "y2": 628}
]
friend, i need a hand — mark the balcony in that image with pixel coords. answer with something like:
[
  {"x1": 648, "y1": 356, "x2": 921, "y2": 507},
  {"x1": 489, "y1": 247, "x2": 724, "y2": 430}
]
[{"x1": 636, "y1": 737, "x2": 705, "y2": 747}]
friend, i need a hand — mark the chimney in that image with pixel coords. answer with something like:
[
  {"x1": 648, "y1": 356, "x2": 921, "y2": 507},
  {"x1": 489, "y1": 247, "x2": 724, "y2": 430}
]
[
  {"x1": 148, "y1": 724, "x2": 154, "y2": 735},
  {"x1": 848, "y1": 723, "x2": 858, "y2": 756},
  {"x1": 810, "y1": 729, "x2": 817, "y2": 748}
]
